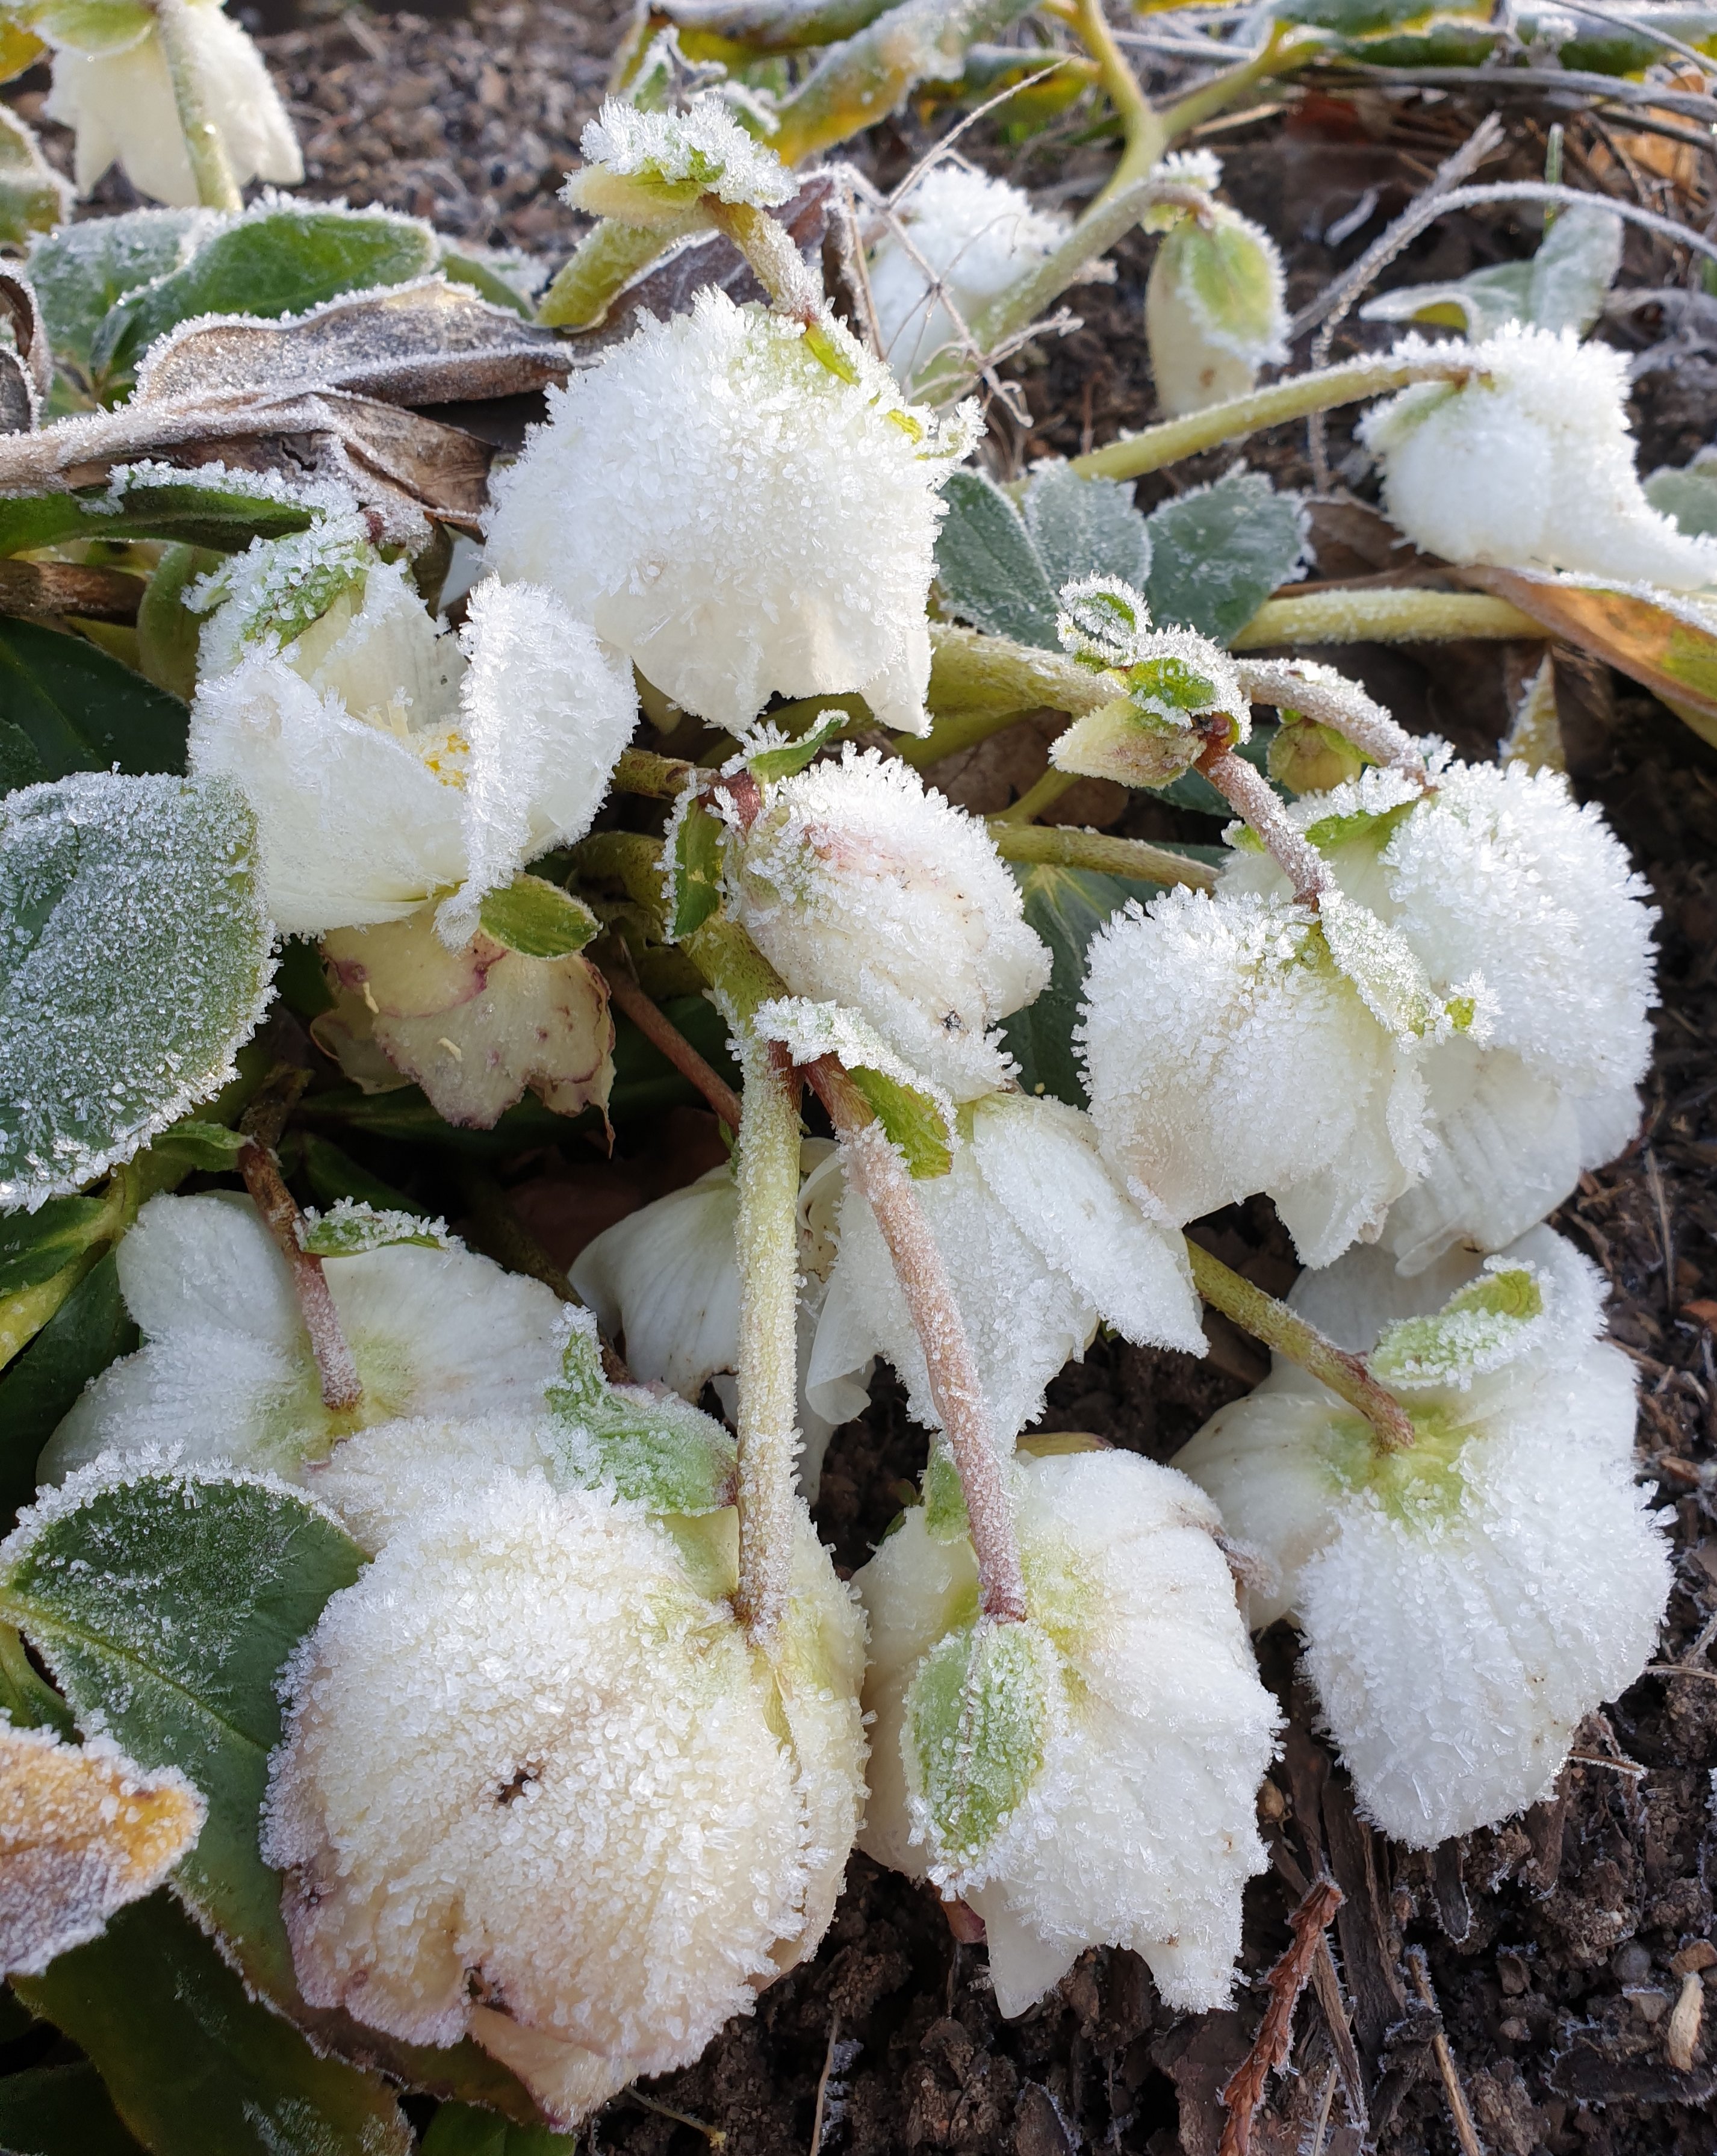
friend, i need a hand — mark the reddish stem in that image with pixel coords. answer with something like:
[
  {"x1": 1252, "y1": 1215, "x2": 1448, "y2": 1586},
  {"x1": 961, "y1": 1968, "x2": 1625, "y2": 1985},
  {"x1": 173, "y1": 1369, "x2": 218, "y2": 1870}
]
[
  {"x1": 239, "y1": 1140, "x2": 362, "y2": 1412},
  {"x1": 1219, "y1": 1875, "x2": 1344, "y2": 2156},
  {"x1": 1198, "y1": 742, "x2": 1332, "y2": 907},
  {"x1": 600, "y1": 963, "x2": 743, "y2": 1132}
]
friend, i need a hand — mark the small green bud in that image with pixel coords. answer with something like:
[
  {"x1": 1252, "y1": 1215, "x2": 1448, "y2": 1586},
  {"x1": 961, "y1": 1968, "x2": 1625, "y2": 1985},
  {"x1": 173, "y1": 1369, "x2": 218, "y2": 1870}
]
[{"x1": 1267, "y1": 716, "x2": 1368, "y2": 795}]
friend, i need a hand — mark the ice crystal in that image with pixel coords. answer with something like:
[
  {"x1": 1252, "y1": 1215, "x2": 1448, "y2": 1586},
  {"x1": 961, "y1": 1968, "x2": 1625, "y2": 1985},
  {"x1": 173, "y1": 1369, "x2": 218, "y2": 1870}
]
[
  {"x1": 565, "y1": 93, "x2": 794, "y2": 216},
  {"x1": 1360, "y1": 325, "x2": 1717, "y2": 590},
  {"x1": 857, "y1": 1447, "x2": 1277, "y2": 2015},
  {"x1": 1175, "y1": 1227, "x2": 1671, "y2": 1846},
  {"x1": 809, "y1": 1093, "x2": 1203, "y2": 1453},
  {"x1": 484, "y1": 289, "x2": 976, "y2": 736},
  {"x1": 262, "y1": 1472, "x2": 866, "y2": 2122},
  {"x1": 728, "y1": 748, "x2": 1049, "y2": 1101},
  {"x1": 866, "y1": 164, "x2": 1069, "y2": 392},
  {"x1": 42, "y1": 0, "x2": 302, "y2": 208}
]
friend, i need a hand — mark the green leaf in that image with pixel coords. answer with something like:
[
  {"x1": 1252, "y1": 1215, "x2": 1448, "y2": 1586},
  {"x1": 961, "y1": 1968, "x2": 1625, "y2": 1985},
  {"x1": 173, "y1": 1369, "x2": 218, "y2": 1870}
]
[
  {"x1": 1361, "y1": 202, "x2": 1620, "y2": 340},
  {"x1": 0, "y1": 1194, "x2": 113, "y2": 1297},
  {"x1": 0, "y1": 1252, "x2": 136, "y2": 1524},
  {"x1": 298, "y1": 1198, "x2": 449, "y2": 1257},
  {"x1": 19, "y1": 0, "x2": 155, "y2": 57},
  {"x1": 0, "y1": 619, "x2": 187, "y2": 777},
  {"x1": 1144, "y1": 470, "x2": 1306, "y2": 645},
  {"x1": 291, "y1": 1132, "x2": 423, "y2": 1219},
  {"x1": 748, "y1": 708, "x2": 846, "y2": 783},
  {"x1": 421, "y1": 2102, "x2": 579, "y2": 2155},
  {"x1": 28, "y1": 208, "x2": 210, "y2": 375},
  {"x1": 93, "y1": 207, "x2": 438, "y2": 379},
  {"x1": 436, "y1": 246, "x2": 536, "y2": 321},
  {"x1": 0, "y1": 714, "x2": 47, "y2": 796},
  {"x1": 0, "y1": 473, "x2": 323, "y2": 564},
  {"x1": 547, "y1": 1316, "x2": 737, "y2": 1515},
  {"x1": 934, "y1": 468, "x2": 1060, "y2": 651},
  {"x1": 905, "y1": 1617, "x2": 1058, "y2": 1868},
  {"x1": 1646, "y1": 458, "x2": 1717, "y2": 539},
  {"x1": 14, "y1": 1895, "x2": 411, "y2": 2156},
  {"x1": 0, "y1": 2060, "x2": 147, "y2": 2155},
  {"x1": 0, "y1": 105, "x2": 65, "y2": 254},
  {"x1": 849, "y1": 1064, "x2": 954, "y2": 1178},
  {"x1": 0, "y1": 1620, "x2": 73, "y2": 1735},
  {"x1": 0, "y1": 772, "x2": 274, "y2": 1209},
  {"x1": 477, "y1": 874, "x2": 600, "y2": 960},
  {"x1": 1020, "y1": 462, "x2": 1152, "y2": 600},
  {"x1": 668, "y1": 795, "x2": 726, "y2": 940},
  {"x1": 140, "y1": 1118, "x2": 248, "y2": 1175},
  {"x1": 1000, "y1": 863, "x2": 1155, "y2": 1107}
]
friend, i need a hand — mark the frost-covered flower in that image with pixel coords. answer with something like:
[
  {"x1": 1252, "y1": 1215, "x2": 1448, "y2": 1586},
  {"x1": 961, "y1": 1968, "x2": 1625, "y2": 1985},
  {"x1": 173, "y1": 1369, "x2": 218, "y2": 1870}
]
[
  {"x1": 1144, "y1": 155, "x2": 1287, "y2": 418},
  {"x1": 264, "y1": 1469, "x2": 866, "y2": 2125},
  {"x1": 724, "y1": 746, "x2": 1049, "y2": 1101},
  {"x1": 484, "y1": 288, "x2": 978, "y2": 735},
  {"x1": 856, "y1": 1446, "x2": 1276, "y2": 2015},
  {"x1": 1360, "y1": 326, "x2": 1717, "y2": 590},
  {"x1": 571, "y1": 1142, "x2": 854, "y2": 1496},
  {"x1": 1173, "y1": 1228, "x2": 1671, "y2": 1846},
  {"x1": 189, "y1": 526, "x2": 638, "y2": 942},
  {"x1": 42, "y1": 0, "x2": 302, "y2": 207},
  {"x1": 39, "y1": 1193, "x2": 567, "y2": 1518},
  {"x1": 562, "y1": 92, "x2": 794, "y2": 223},
  {"x1": 866, "y1": 164, "x2": 1069, "y2": 393},
  {"x1": 1219, "y1": 757, "x2": 1656, "y2": 1270},
  {"x1": 809, "y1": 1093, "x2": 1204, "y2": 1453},
  {"x1": 1080, "y1": 886, "x2": 1431, "y2": 1269}
]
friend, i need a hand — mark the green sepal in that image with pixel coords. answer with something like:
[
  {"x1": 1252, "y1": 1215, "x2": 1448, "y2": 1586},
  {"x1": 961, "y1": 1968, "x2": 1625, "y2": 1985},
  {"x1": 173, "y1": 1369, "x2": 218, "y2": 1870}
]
[
  {"x1": 1159, "y1": 213, "x2": 1282, "y2": 356},
  {"x1": 747, "y1": 709, "x2": 847, "y2": 784},
  {"x1": 297, "y1": 1199, "x2": 450, "y2": 1257},
  {"x1": 849, "y1": 1064, "x2": 953, "y2": 1178},
  {"x1": 922, "y1": 1441, "x2": 969, "y2": 1543},
  {"x1": 668, "y1": 794, "x2": 727, "y2": 940},
  {"x1": 477, "y1": 874, "x2": 601, "y2": 959},
  {"x1": 1371, "y1": 1265, "x2": 1545, "y2": 1391},
  {"x1": 905, "y1": 1616, "x2": 1059, "y2": 1871},
  {"x1": 1302, "y1": 795, "x2": 1416, "y2": 853},
  {"x1": 545, "y1": 1316, "x2": 737, "y2": 1515}
]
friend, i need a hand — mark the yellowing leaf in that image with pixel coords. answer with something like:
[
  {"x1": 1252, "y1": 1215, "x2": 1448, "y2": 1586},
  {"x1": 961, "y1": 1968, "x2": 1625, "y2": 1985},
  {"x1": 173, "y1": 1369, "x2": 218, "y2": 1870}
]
[{"x1": 0, "y1": 1721, "x2": 203, "y2": 1977}]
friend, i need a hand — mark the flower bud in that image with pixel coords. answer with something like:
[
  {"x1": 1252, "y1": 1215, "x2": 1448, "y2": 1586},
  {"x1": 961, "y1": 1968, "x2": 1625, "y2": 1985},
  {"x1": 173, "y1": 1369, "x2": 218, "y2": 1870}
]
[
  {"x1": 1267, "y1": 715, "x2": 1368, "y2": 795},
  {"x1": 855, "y1": 1446, "x2": 1277, "y2": 2015},
  {"x1": 1050, "y1": 577, "x2": 1248, "y2": 787},
  {"x1": 560, "y1": 93, "x2": 794, "y2": 226},
  {"x1": 1360, "y1": 324, "x2": 1717, "y2": 590},
  {"x1": 1174, "y1": 1228, "x2": 1671, "y2": 1846},
  {"x1": 1144, "y1": 157, "x2": 1287, "y2": 419}
]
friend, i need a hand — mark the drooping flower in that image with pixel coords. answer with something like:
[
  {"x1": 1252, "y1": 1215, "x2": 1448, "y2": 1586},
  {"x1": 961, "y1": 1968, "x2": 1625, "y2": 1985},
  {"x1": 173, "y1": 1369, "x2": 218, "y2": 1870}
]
[
  {"x1": 724, "y1": 746, "x2": 1050, "y2": 1101},
  {"x1": 42, "y1": 0, "x2": 302, "y2": 207},
  {"x1": 1219, "y1": 756, "x2": 1656, "y2": 1270},
  {"x1": 263, "y1": 1466, "x2": 866, "y2": 2126},
  {"x1": 866, "y1": 164, "x2": 1069, "y2": 394},
  {"x1": 1144, "y1": 151, "x2": 1288, "y2": 418},
  {"x1": 1173, "y1": 1227, "x2": 1671, "y2": 1847},
  {"x1": 483, "y1": 288, "x2": 978, "y2": 735},
  {"x1": 1359, "y1": 325, "x2": 1717, "y2": 590},
  {"x1": 39, "y1": 1192, "x2": 568, "y2": 1514},
  {"x1": 855, "y1": 1444, "x2": 1277, "y2": 2015},
  {"x1": 809, "y1": 1093, "x2": 1204, "y2": 1455}
]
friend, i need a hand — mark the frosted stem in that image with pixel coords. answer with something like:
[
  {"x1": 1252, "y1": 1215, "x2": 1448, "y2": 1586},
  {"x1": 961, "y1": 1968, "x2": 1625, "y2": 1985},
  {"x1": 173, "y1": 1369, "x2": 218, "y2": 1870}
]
[
  {"x1": 1231, "y1": 587, "x2": 1540, "y2": 649},
  {"x1": 1198, "y1": 745, "x2": 1331, "y2": 907},
  {"x1": 732, "y1": 1033, "x2": 804, "y2": 1645},
  {"x1": 1186, "y1": 1238, "x2": 1415, "y2": 1452},
  {"x1": 1071, "y1": 0, "x2": 1165, "y2": 202},
  {"x1": 806, "y1": 1058, "x2": 1028, "y2": 1624},
  {"x1": 987, "y1": 820, "x2": 1218, "y2": 891},
  {"x1": 239, "y1": 1140, "x2": 362, "y2": 1411},
  {"x1": 705, "y1": 198, "x2": 823, "y2": 323},
  {"x1": 154, "y1": 0, "x2": 241, "y2": 212},
  {"x1": 1233, "y1": 658, "x2": 1430, "y2": 784}
]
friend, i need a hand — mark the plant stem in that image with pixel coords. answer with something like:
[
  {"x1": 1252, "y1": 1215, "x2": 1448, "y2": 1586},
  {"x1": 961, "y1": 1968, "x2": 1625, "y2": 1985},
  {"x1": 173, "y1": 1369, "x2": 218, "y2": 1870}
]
[
  {"x1": 706, "y1": 197, "x2": 824, "y2": 322},
  {"x1": 1068, "y1": 353, "x2": 1472, "y2": 482},
  {"x1": 612, "y1": 743, "x2": 695, "y2": 798},
  {"x1": 601, "y1": 960, "x2": 743, "y2": 1131},
  {"x1": 1232, "y1": 587, "x2": 1541, "y2": 648},
  {"x1": 1072, "y1": 0, "x2": 1167, "y2": 199},
  {"x1": 1186, "y1": 1238, "x2": 1415, "y2": 1451},
  {"x1": 987, "y1": 819, "x2": 1218, "y2": 890},
  {"x1": 1233, "y1": 657, "x2": 1429, "y2": 781},
  {"x1": 1197, "y1": 744, "x2": 1329, "y2": 905},
  {"x1": 536, "y1": 219, "x2": 688, "y2": 331},
  {"x1": 238, "y1": 1139, "x2": 361, "y2": 1411},
  {"x1": 1157, "y1": 21, "x2": 1317, "y2": 142},
  {"x1": 995, "y1": 766, "x2": 1079, "y2": 823},
  {"x1": 926, "y1": 624, "x2": 1117, "y2": 719},
  {"x1": 731, "y1": 1033, "x2": 804, "y2": 1644},
  {"x1": 154, "y1": 0, "x2": 241, "y2": 212}
]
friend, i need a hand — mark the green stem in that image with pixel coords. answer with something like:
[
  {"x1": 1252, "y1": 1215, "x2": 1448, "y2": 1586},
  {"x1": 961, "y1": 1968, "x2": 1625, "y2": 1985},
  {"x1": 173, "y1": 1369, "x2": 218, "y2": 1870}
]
[
  {"x1": 1231, "y1": 588, "x2": 1541, "y2": 649},
  {"x1": 730, "y1": 1032, "x2": 804, "y2": 1644},
  {"x1": 612, "y1": 744, "x2": 695, "y2": 799},
  {"x1": 1068, "y1": 353, "x2": 1471, "y2": 482},
  {"x1": 995, "y1": 766, "x2": 1078, "y2": 824},
  {"x1": 154, "y1": 0, "x2": 241, "y2": 212},
  {"x1": 1157, "y1": 22, "x2": 1318, "y2": 144},
  {"x1": 987, "y1": 820, "x2": 1217, "y2": 890},
  {"x1": 536, "y1": 219, "x2": 691, "y2": 331},
  {"x1": 926, "y1": 623, "x2": 1116, "y2": 719},
  {"x1": 1073, "y1": 0, "x2": 1167, "y2": 200},
  {"x1": 706, "y1": 197, "x2": 822, "y2": 322},
  {"x1": 1185, "y1": 1238, "x2": 1415, "y2": 1452}
]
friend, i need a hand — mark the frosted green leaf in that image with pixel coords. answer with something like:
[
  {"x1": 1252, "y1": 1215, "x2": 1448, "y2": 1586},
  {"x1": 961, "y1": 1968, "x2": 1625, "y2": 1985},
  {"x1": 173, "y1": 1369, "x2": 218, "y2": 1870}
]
[
  {"x1": 1359, "y1": 203, "x2": 1621, "y2": 341},
  {"x1": 297, "y1": 1198, "x2": 452, "y2": 1258},
  {"x1": 1645, "y1": 456, "x2": 1717, "y2": 540},
  {"x1": 1371, "y1": 1263, "x2": 1546, "y2": 1391},
  {"x1": 0, "y1": 104, "x2": 66, "y2": 253},
  {"x1": 545, "y1": 1309, "x2": 737, "y2": 1515},
  {"x1": 905, "y1": 1616, "x2": 1058, "y2": 1871},
  {"x1": 667, "y1": 792, "x2": 727, "y2": 940},
  {"x1": 0, "y1": 1193, "x2": 111, "y2": 1297},
  {"x1": 1160, "y1": 216, "x2": 1284, "y2": 358},
  {"x1": 28, "y1": 206, "x2": 211, "y2": 372},
  {"x1": 1001, "y1": 863, "x2": 1169, "y2": 1107},
  {"x1": 921, "y1": 1441, "x2": 969, "y2": 1542},
  {"x1": 0, "y1": 772, "x2": 275, "y2": 1210},
  {"x1": 1316, "y1": 889, "x2": 1443, "y2": 1040},
  {"x1": 140, "y1": 1117, "x2": 246, "y2": 1175},
  {"x1": 1022, "y1": 463, "x2": 1152, "y2": 601},
  {"x1": 1144, "y1": 471, "x2": 1307, "y2": 644},
  {"x1": 0, "y1": 466, "x2": 326, "y2": 563},
  {"x1": 477, "y1": 874, "x2": 600, "y2": 960},
  {"x1": 935, "y1": 467, "x2": 1060, "y2": 650},
  {"x1": 746, "y1": 709, "x2": 847, "y2": 784}
]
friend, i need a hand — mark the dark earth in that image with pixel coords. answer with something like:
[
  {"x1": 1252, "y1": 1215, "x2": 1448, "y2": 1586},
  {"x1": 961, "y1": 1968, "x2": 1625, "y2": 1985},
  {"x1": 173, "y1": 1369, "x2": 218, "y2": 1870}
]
[{"x1": 7, "y1": 4, "x2": 1717, "y2": 2149}]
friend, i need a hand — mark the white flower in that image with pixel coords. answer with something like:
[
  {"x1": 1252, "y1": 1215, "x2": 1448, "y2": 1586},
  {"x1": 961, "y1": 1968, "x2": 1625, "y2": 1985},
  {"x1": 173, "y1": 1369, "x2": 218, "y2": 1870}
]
[
  {"x1": 855, "y1": 1446, "x2": 1277, "y2": 2015},
  {"x1": 39, "y1": 1193, "x2": 568, "y2": 1526},
  {"x1": 563, "y1": 92, "x2": 795, "y2": 221},
  {"x1": 483, "y1": 288, "x2": 977, "y2": 736},
  {"x1": 189, "y1": 533, "x2": 638, "y2": 941},
  {"x1": 1359, "y1": 326, "x2": 1717, "y2": 591},
  {"x1": 866, "y1": 164, "x2": 1069, "y2": 393},
  {"x1": 1220, "y1": 756, "x2": 1657, "y2": 1270},
  {"x1": 1173, "y1": 1228, "x2": 1671, "y2": 1847},
  {"x1": 570, "y1": 1142, "x2": 855, "y2": 1497},
  {"x1": 42, "y1": 0, "x2": 302, "y2": 207},
  {"x1": 262, "y1": 1470, "x2": 866, "y2": 2125},
  {"x1": 809, "y1": 1093, "x2": 1204, "y2": 1454},
  {"x1": 725, "y1": 747, "x2": 1050, "y2": 1101},
  {"x1": 1079, "y1": 886, "x2": 1430, "y2": 1269}
]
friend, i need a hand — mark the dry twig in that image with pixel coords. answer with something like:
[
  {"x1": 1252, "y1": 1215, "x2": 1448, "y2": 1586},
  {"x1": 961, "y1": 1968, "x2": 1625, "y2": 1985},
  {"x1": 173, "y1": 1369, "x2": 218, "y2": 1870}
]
[{"x1": 1218, "y1": 1874, "x2": 1344, "y2": 2156}]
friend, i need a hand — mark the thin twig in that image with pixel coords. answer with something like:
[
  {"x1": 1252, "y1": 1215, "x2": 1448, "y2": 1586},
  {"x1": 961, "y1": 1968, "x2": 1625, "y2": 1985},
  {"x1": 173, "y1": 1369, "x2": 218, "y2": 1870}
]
[
  {"x1": 1405, "y1": 1946, "x2": 1485, "y2": 2156},
  {"x1": 809, "y1": 2014, "x2": 842, "y2": 2155},
  {"x1": 1218, "y1": 1875, "x2": 1345, "y2": 2156},
  {"x1": 238, "y1": 1139, "x2": 362, "y2": 1411},
  {"x1": 600, "y1": 960, "x2": 742, "y2": 1131}
]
